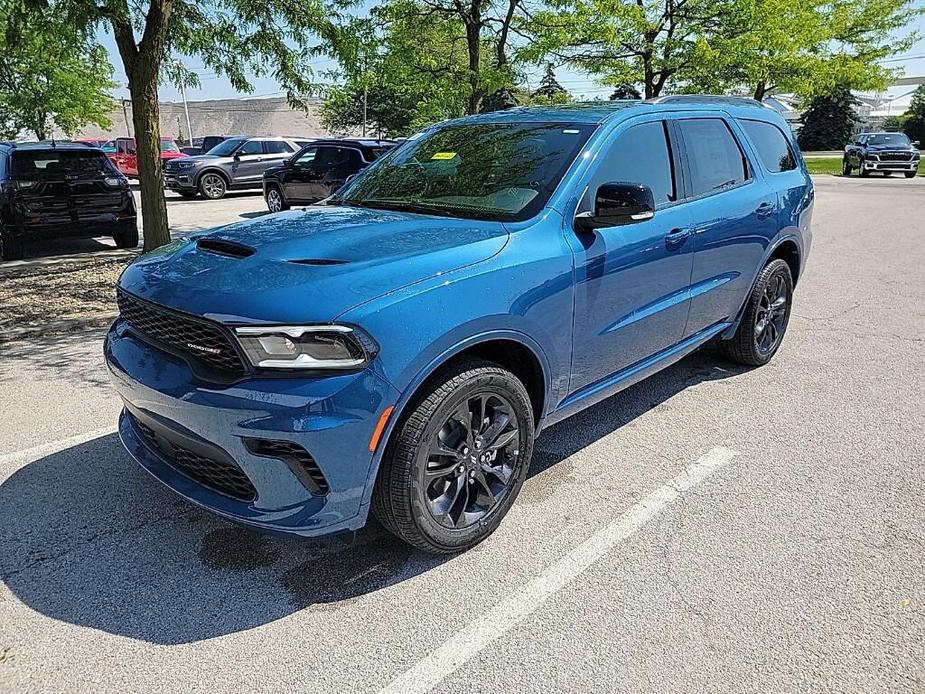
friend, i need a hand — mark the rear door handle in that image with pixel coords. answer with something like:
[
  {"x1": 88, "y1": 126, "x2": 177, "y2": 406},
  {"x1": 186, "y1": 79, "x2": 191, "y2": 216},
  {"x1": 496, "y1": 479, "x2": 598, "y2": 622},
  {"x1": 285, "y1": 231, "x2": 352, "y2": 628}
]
[
  {"x1": 756, "y1": 201, "x2": 775, "y2": 218},
  {"x1": 665, "y1": 227, "x2": 692, "y2": 248}
]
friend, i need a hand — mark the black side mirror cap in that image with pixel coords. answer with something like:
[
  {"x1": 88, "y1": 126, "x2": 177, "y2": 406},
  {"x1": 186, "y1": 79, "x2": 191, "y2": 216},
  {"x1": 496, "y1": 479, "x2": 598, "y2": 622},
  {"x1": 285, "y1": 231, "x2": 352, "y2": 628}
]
[{"x1": 576, "y1": 182, "x2": 656, "y2": 230}]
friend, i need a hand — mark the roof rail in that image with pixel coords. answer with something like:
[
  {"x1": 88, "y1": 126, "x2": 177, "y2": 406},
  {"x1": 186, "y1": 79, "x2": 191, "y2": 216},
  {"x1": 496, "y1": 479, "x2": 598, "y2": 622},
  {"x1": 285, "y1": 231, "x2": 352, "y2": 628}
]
[{"x1": 646, "y1": 94, "x2": 770, "y2": 108}]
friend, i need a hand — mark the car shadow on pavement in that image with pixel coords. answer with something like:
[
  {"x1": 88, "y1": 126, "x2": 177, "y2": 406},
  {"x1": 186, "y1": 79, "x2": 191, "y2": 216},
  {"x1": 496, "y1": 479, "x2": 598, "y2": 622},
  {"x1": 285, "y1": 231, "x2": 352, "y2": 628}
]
[{"x1": 0, "y1": 350, "x2": 746, "y2": 645}]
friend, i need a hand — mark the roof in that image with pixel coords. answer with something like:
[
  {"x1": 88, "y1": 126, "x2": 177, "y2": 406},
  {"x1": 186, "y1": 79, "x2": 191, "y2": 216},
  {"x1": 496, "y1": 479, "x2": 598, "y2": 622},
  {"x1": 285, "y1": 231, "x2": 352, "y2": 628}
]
[
  {"x1": 0, "y1": 141, "x2": 101, "y2": 151},
  {"x1": 452, "y1": 95, "x2": 777, "y2": 127},
  {"x1": 308, "y1": 138, "x2": 397, "y2": 149}
]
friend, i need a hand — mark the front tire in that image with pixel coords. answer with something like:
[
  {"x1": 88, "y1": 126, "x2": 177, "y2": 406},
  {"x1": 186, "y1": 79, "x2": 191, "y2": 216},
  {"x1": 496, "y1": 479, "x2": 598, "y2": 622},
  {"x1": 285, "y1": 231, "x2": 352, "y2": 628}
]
[
  {"x1": 859, "y1": 160, "x2": 870, "y2": 177},
  {"x1": 265, "y1": 185, "x2": 289, "y2": 212},
  {"x1": 842, "y1": 159, "x2": 852, "y2": 176},
  {"x1": 718, "y1": 259, "x2": 793, "y2": 367},
  {"x1": 198, "y1": 172, "x2": 227, "y2": 200},
  {"x1": 372, "y1": 359, "x2": 535, "y2": 554},
  {"x1": 905, "y1": 171, "x2": 917, "y2": 178}
]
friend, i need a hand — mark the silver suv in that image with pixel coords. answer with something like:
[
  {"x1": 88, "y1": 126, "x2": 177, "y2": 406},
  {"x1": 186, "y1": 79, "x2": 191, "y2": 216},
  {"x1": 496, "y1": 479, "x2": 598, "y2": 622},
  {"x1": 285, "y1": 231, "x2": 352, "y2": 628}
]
[{"x1": 164, "y1": 136, "x2": 312, "y2": 199}]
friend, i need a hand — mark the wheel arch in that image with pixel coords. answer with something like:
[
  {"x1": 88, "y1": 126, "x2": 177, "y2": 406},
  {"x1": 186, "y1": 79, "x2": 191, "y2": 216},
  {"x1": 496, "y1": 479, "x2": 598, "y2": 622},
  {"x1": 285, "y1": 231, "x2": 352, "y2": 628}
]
[
  {"x1": 195, "y1": 167, "x2": 231, "y2": 187},
  {"x1": 360, "y1": 330, "x2": 552, "y2": 508}
]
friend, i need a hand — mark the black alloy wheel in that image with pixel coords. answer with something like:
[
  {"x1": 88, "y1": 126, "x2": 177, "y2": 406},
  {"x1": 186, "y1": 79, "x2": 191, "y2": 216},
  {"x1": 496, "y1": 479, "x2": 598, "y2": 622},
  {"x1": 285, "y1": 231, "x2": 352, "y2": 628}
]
[
  {"x1": 372, "y1": 359, "x2": 534, "y2": 553},
  {"x1": 419, "y1": 392, "x2": 521, "y2": 530},
  {"x1": 718, "y1": 258, "x2": 793, "y2": 367}
]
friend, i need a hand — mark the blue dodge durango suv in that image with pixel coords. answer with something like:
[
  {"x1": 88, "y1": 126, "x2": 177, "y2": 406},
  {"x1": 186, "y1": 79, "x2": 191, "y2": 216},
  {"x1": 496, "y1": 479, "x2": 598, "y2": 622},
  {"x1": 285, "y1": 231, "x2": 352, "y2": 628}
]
[{"x1": 106, "y1": 97, "x2": 813, "y2": 553}]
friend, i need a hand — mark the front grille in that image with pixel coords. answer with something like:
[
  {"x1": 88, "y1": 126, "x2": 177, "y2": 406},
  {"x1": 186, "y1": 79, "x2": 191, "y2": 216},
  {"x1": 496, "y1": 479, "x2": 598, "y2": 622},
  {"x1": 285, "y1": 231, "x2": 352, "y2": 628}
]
[
  {"x1": 132, "y1": 415, "x2": 257, "y2": 502},
  {"x1": 117, "y1": 290, "x2": 246, "y2": 376},
  {"x1": 879, "y1": 151, "x2": 913, "y2": 161},
  {"x1": 244, "y1": 438, "x2": 330, "y2": 495}
]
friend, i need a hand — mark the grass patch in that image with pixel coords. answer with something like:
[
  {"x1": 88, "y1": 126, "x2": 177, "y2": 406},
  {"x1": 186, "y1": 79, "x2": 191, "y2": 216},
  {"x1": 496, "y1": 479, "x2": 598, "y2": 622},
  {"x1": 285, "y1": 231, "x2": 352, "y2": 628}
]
[{"x1": 803, "y1": 157, "x2": 844, "y2": 175}]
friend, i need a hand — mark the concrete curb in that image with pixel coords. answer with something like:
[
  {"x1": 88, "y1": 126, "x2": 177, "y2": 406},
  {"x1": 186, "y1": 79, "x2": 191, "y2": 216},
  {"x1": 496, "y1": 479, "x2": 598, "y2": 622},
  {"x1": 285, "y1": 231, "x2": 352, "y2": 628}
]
[{"x1": 0, "y1": 312, "x2": 116, "y2": 344}]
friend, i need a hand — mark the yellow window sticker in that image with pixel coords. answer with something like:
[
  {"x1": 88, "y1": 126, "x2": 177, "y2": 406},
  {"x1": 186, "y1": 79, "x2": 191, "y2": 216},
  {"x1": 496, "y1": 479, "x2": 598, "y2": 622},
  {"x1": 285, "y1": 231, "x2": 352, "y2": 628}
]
[{"x1": 430, "y1": 151, "x2": 457, "y2": 160}]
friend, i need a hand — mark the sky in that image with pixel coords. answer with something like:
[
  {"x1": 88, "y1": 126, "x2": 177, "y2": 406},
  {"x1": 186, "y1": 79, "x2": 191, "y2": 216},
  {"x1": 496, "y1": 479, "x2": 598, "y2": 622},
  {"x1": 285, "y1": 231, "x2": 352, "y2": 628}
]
[{"x1": 96, "y1": 13, "x2": 925, "y2": 110}]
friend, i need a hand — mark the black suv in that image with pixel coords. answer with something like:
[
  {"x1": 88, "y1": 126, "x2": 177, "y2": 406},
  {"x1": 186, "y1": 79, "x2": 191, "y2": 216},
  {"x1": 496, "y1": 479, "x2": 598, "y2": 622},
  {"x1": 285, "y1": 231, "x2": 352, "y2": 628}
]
[
  {"x1": 0, "y1": 142, "x2": 137, "y2": 260},
  {"x1": 843, "y1": 132, "x2": 921, "y2": 178},
  {"x1": 261, "y1": 139, "x2": 395, "y2": 211}
]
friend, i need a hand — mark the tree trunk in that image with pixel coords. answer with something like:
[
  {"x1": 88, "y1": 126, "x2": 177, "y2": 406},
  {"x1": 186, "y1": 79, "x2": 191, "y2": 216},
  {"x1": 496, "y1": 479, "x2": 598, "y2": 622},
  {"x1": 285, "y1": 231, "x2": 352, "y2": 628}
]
[
  {"x1": 754, "y1": 81, "x2": 767, "y2": 101},
  {"x1": 110, "y1": 0, "x2": 175, "y2": 251},
  {"x1": 128, "y1": 62, "x2": 170, "y2": 251},
  {"x1": 465, "y1": 18, "x2": 482, "y2": 114}
]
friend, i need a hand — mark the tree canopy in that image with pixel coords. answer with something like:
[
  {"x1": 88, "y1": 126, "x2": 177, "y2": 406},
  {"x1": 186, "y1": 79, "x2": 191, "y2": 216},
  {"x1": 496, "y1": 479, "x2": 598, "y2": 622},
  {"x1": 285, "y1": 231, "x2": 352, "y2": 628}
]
[
  {"x1": 0, "y1": 7, "x2": 114, "y2": 139},
  {"x1": 797, "y1": 86, "x2": 861, "y2": 150}
]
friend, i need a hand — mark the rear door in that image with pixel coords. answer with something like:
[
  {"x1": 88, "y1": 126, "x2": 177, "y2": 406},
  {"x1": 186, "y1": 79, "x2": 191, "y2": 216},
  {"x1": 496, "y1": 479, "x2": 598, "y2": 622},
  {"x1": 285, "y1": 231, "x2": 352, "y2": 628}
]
[
  {"x1": 675, "y1": 116, "x2": 779, "y2": 337},
  {"x1": 314, "y1": 146, "x2": 364, "y2": 198}
]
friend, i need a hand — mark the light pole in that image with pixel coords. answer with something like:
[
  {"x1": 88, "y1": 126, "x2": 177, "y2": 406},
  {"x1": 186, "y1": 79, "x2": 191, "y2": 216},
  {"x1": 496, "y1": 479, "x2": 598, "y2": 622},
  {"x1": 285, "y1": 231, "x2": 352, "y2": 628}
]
[{"x1": 179, "y1": 73, "x2": 194, "y2": 146}]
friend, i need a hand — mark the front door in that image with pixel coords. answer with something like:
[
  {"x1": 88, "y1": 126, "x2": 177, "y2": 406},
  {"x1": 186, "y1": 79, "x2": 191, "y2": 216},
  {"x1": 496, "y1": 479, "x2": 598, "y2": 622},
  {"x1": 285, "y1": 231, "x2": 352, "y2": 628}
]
[
  {"x1": 567, "y1": 119, "x2": 695, "y2": 394},
  {"x1": 230, "y1": 139, "x2": 268, "y2": 186},
  {"x1": 283, "y1": 146, "x2": 319, "y2": 202}
]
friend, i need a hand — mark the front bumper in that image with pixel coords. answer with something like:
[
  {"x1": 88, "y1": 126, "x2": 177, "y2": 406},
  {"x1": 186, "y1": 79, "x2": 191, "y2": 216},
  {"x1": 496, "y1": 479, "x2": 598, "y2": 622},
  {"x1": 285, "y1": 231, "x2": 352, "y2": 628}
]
[
  {"x1": 863, "y1": 159, "x2": 919, "y2": 172},
  {"x1": 105, "y1": 321, "x2": 399, "y2": 537},
  {"x1": 164, "y1": 170, "x2": 198, "y2": 190}
]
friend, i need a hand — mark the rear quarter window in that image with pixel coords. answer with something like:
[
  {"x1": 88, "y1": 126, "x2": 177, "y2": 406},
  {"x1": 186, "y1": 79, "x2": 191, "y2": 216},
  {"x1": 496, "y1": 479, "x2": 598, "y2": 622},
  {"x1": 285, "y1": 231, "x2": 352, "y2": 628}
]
[
  {"x1": 11, "y1": 151, "x2": 115, "y2": 176},
  {"x1": 739, "y1": 119, "x2": 797, "y2": 173}
]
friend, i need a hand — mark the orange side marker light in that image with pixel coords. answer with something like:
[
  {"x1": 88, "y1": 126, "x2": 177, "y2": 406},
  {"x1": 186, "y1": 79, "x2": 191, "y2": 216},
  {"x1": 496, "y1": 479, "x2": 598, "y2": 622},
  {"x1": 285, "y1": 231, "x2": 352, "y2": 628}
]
[{"x1": 368, "y1": 405, "x2": 395, "y2": 452}]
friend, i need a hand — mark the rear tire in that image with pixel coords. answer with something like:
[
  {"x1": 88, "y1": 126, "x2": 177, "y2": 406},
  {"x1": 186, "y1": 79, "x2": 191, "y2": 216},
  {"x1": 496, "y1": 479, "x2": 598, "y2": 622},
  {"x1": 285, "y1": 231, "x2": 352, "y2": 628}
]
[
  {"x1": 113, "y1": 223, "x2": 139, "y2": 249},
  {"x1": 718, "y1": 259, "x2": 793, "y2": 367},
  {"x1": 0, "y1": 226, "x2": 24, "y2": 261},
  {"x1": 372, "y1": 358, "x2": 535, "y2": 554},
  {"x1": 198, "y1": 172, "x2": 227, "y2": 200}
]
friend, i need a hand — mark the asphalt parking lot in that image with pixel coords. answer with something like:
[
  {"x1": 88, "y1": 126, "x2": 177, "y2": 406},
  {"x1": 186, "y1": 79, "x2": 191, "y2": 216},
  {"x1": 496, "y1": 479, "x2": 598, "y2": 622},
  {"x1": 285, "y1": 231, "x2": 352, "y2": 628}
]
[{"x1": 1, "y1": 174, "x2": 923, "y2": 693}]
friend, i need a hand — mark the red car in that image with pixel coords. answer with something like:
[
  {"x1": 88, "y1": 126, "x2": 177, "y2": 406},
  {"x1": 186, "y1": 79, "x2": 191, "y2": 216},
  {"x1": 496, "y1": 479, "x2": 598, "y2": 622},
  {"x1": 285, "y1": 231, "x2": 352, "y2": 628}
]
[{"x1": 103, "y1": 137, "x2": 187, "y2": 177}]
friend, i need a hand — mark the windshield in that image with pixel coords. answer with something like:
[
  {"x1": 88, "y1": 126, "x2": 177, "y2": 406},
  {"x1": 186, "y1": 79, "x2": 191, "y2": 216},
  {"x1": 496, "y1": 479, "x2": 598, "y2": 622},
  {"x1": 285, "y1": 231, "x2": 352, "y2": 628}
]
[
  {"x1": 11, "y1": 150, "x2": 116, "y2": 178},
  {"x1": 206, "y1": 138, "x2": 246, "y2": 156},
  {"x1": 867, "y1": 133, "x2": 912, "y2": 147},
  {"x1": 333, "y1": 122, "x2": 595, "y2": 221},
  {"x1": 160, "y1": 139, "x2": 180, "y2": 152}
]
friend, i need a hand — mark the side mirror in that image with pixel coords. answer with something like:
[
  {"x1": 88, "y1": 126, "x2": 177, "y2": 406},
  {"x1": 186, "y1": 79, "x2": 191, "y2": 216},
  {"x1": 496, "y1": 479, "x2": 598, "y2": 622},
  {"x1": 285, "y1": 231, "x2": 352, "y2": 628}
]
[
  {"x1": 127, "y1": 148, "x2": 136, "y2": 155},
  {"x1": 233, "y1": 150, "x2": 241, "y2": 160},
  {"x1": 576, "y1": 182, "x2": 655, "y2": 230},
  {"x1": 913, "y1": 140, "x2": 920, "y2": 148}
]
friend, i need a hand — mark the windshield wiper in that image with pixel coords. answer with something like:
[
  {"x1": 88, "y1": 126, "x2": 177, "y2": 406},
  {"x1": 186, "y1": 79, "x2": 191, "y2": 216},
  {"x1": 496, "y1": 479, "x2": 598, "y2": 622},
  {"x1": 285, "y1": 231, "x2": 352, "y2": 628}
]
[{"x1": 339, "y1": 199, "x2": 468, "y2": 218}]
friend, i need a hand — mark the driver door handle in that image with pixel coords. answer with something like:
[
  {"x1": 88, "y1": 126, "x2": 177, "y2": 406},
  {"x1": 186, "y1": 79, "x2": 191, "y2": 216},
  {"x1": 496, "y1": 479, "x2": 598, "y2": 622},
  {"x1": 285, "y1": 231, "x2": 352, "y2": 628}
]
[
  {"x1": 756, "y1": 201, "x2": 775, "y2": 218},
  {"x1": 665, "y1": 227, "x2": 692, "y2": 248}
]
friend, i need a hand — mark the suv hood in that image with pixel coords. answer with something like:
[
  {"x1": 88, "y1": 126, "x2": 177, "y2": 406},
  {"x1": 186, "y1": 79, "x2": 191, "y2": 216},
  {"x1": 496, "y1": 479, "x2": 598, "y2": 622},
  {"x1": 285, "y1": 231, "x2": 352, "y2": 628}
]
[
  {"x1": 166, "y1": 154, "x2": 222, "y2": 165},
  {"x1": 119, "y1": 205, "x2": 509, "y2": 323},
  {"x1": 866, "y1": 144, "x2": 916, "y2": 152}
]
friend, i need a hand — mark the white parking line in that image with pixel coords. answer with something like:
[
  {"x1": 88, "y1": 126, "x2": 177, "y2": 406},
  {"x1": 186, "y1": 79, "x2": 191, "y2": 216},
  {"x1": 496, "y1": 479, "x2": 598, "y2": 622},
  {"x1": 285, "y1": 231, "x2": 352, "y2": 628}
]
[
  {"x1": 0, "y1": 426, "x2": 118, "y2": 469},
  {"x1": 378, "y1": 446, "x2": 738, "y2": 694}
]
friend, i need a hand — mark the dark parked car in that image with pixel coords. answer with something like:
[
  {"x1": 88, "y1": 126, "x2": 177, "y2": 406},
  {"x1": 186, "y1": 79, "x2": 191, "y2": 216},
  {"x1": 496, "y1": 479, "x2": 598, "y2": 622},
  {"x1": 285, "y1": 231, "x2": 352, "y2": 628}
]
[
  {"x1": 843, "y1": 132, "x2": 921, "y2": 177},
  {"x1": 107, "y1": 97, "x2": 812, "y2": 553},
  {"x1": 163, "y1": 136, "x2": 312, "y2": 199},
  {"x1": 262, "y1": 139, "x2": 395, "y2": 211},
  {"x1": 0, "y1": 142, "x2": 137, "y2": 260},
  {"x1": 180, "y1": 135, "x2": 230, "y2": 156}
]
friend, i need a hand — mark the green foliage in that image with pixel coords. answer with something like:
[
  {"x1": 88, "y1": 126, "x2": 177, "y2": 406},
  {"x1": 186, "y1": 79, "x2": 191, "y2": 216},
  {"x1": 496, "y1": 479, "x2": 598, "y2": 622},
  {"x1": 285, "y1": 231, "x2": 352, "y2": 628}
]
[
  {"x1": 703, "y1": 0, "x2": 920, "y2": 99},
  {"x1": 797, "y1": 86, "x2": 860, "y2": 151},
  {"x1": 900, "y1": 85, "x2": 925, "y2": 145},
  {"x1": 0, "y1": 7, "x2": 115, "y2": 139},
  {"x1": 523, "y1": 0, "x2": 726, "y2": 98},
  {"x1": 882, "y1": 114, "x2": 907, "y2": 131},
  {"x1": 608, "y1": 84, "x2": 641, "y2": 100}
]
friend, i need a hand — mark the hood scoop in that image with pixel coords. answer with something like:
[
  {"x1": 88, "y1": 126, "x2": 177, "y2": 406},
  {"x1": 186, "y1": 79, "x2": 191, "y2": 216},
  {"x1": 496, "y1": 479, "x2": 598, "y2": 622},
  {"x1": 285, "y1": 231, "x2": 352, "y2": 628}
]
[
  {"x1": 287, "y1": 258, "x2": 349, "y2": 266},
  {"x1": 197, "y1": 238, "x2": 255, "y2": 258}
]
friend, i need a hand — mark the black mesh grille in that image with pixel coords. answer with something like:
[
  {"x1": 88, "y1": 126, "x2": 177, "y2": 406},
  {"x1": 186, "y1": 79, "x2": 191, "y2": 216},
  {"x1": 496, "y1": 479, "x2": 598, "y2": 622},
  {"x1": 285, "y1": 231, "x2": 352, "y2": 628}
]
[
  {"x1": 132, "y1": 416, "x2": 257, "y2": 502},
  {"x1": 244, "y1": 438, "x2": 330, "y2": 495},
  {"x1": 880, "y1": 151, "x2": 914, "y2": 161},
  {"x1": 117, "y1": 290, "x2": 246, "y2": 375}
]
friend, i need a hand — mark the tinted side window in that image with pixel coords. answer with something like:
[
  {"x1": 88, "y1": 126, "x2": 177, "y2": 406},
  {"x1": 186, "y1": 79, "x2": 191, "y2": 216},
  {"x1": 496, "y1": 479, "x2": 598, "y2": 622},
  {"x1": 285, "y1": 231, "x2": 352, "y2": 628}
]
[
  {"x1": 678, "y1": 119, "x2": 748, "y2": 197},
  {"x1": 585, "y1": 121, "x2": 676, "y2": 208},
  {"x1": 312, "y1": 147, "x2": 361, "y2": 173},
  {"x1": 740, "y1": 120, "x2": 796, "y2": 173},
  {"x1": 294, "y1": 147, "x2": 317, "y2": 167},
  {"x1": 238, "y1": 140, "x2": 264, "y2": 156},
  {"x1": 264, "y1": 140, "x2": 293, "y2": 154}
]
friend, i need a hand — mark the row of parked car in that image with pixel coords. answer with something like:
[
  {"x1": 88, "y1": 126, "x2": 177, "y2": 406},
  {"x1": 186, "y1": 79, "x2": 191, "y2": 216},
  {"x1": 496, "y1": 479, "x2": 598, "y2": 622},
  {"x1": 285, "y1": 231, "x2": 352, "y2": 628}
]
[{"x1": 0, "y1": 134, "x2": 396, "y2": 260}]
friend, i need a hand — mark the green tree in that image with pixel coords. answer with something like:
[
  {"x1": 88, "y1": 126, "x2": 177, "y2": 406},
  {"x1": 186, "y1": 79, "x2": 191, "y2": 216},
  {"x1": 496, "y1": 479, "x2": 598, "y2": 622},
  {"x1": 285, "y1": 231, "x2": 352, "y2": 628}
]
[
  {"x1": 524, "y1": 0, "x2": 727, "y2": 99},
  {"x1": 901, "y1": 85, "x2": 925, "y2": 145},
  {"x1": 797, "y1": 86, "x2": 860, "y2": 151},
  {"x1": 25, "y1": 0, "x2": 335, "y2": 251},
  {"x1": 608, "y1": 83, "x2": 641, "y2": 100},
  {"x1": 702, "y1": 0, "x2": 919, "y2": 100},
  {"x1": 0, "y1": 9, "x2": 114, "y2": 139}
]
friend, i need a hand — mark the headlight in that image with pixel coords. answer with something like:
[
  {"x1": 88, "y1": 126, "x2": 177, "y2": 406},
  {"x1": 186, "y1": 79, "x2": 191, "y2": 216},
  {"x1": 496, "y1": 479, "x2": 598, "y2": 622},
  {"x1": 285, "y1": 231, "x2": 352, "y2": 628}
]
[
  {"x1": 867, "y1": 154, "x2": 879, "y2": 160},
  {"x1": 176, "y1": 160, "x2": 196, "y2": 169},
  {"x1": 234, "y1": 325, "x2": 377, "y2": 370}
]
